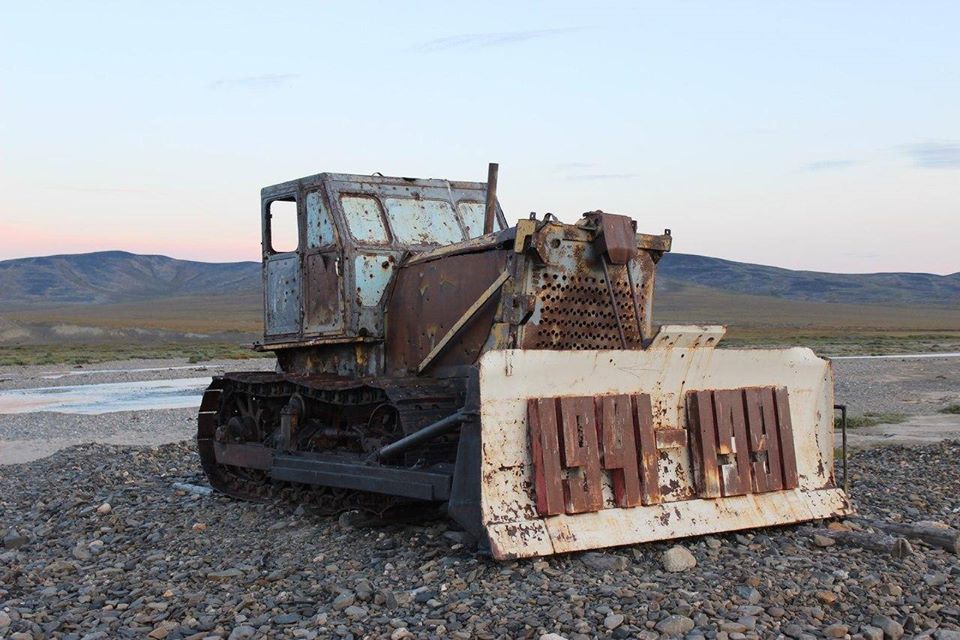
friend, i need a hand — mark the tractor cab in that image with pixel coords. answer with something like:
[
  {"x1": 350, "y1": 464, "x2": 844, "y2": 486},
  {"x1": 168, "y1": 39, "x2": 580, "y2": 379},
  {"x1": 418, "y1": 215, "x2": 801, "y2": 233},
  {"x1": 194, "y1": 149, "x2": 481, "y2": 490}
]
[{"x1": 259, "y1": 172, "x2": 507, "y2": 349}]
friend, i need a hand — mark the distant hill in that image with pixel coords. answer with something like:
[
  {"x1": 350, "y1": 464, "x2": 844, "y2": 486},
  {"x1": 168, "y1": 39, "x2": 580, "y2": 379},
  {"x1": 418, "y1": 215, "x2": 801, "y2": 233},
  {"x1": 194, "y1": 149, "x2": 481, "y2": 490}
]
[
  {"x1": 658, "y1": 253, "x2": 960, "y2": 307},
  {"x1": 0, "y1": 251, "x2": 260, "y2": 308},
  {"x1": 0, "y1": 249, "x2": 957, "y2": 309}
]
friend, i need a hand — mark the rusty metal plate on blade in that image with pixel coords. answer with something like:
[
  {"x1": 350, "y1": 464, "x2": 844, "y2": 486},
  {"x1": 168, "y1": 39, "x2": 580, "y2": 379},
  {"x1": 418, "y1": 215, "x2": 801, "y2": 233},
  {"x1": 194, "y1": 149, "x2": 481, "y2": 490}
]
[
  {"x1": 527, "y1": 393, "x2": 663, "y2": 516},
  {"x1": 686, "y1": 386, "x2": 799, "y2": 499}
]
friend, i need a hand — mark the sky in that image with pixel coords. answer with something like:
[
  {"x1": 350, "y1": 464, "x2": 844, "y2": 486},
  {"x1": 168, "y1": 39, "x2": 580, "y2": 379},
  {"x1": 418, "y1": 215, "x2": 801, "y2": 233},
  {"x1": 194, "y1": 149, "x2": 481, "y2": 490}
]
[{"x1": 1, "y1": 1, "x2": 958, "y2": 274}]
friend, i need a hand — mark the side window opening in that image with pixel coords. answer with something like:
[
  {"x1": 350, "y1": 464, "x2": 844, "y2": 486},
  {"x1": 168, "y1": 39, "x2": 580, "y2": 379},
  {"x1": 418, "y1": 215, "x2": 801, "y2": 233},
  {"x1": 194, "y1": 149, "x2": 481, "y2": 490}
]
[
  {"x1": 341, "y1": 195, "x2": 389, "y2": 244},
  {"x1": 268, "y1": 198, "x2": 299, "y2": 253},
  {"x1": 306, "y1": 191, "x2": 338, "y2": 249}
]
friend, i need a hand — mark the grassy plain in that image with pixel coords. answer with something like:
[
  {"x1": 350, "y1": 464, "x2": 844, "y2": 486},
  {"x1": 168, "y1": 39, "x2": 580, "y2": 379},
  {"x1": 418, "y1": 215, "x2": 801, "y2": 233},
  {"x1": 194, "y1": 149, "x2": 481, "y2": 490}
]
[
  {"x1": 6, "y1": 292, "x2": 263, "y2": 334},
  {"x1": 657, "y1": 283, "x2": 960, "y2": 355},
  {"x1": 2, "y1": 285, "x2": 959, "y2": 365},
  {"x1": 0, "y1": 343, "x2": 268, "y2": 367}
]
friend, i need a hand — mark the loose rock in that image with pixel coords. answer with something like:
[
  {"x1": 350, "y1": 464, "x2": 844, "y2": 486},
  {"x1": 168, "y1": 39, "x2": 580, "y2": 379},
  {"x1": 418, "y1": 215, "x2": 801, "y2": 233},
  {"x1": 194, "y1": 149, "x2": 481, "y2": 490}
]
[
  {"x1": 655, "y1": 614, "x2": 695, "y2": 635},
  {"x1": 661, "y1": 545, "x2": 696, "y2": 572}
]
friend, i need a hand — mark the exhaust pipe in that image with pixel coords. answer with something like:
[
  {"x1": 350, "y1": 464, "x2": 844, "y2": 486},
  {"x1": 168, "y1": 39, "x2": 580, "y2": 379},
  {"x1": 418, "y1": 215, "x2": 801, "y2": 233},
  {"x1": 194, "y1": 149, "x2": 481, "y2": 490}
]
[{"x1": 483, "y1": 162, "x2": 499, "y2": 234}]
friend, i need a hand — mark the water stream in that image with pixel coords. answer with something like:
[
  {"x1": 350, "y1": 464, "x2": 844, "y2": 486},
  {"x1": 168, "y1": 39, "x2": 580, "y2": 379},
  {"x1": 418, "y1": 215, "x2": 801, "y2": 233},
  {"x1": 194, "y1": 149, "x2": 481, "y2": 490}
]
[{"x1": 0, "y1": 377, "x2": 210, "y2": 415}]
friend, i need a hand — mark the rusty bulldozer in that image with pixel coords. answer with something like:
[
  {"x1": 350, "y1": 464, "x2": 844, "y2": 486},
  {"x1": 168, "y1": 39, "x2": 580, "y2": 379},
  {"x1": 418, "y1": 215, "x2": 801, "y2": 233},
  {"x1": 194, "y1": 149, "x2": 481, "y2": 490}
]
[{"x1": 198, "y1": 164, "x2": 852, "y2": 559}]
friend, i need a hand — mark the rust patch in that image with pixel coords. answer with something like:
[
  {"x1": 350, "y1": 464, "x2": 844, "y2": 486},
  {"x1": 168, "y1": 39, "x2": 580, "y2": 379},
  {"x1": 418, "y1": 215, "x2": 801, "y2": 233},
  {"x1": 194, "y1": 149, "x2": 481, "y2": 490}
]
[{"x1": 384, "y1": 249, "x2": 507, "y2": 374}]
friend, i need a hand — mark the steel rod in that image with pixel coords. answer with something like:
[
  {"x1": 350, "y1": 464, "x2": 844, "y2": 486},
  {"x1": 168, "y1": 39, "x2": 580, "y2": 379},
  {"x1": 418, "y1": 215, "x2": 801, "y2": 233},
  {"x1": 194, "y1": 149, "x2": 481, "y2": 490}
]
[
  {"x1": 600, "y1": 257, "x2": 628, "y2": 349},
  {"x1": 624, "y1": 263, "x2": 645, "y2": 342},
  {"x1": 418, "y1": 271, "x2": 510, "y2": 373},
  {"x1": 839, "y1": 404, "x2": 848, "y2": 494},
  {"x1": 376, "y1": 411, "x2": 466, "y2": 461}
]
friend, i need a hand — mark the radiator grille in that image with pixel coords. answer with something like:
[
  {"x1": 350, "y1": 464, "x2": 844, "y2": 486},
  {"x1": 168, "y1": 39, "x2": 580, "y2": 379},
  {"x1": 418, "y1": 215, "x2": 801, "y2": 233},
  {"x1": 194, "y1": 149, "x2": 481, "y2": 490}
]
[{"x1": 527, "y1": 269, "x2": 645, "y2": 350}]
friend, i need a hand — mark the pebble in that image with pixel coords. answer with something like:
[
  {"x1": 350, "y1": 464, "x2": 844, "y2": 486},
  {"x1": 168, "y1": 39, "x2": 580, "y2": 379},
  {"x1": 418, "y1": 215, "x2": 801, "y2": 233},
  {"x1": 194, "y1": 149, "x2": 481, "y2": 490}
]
[
  {"x1": 332, "y1": 591, "x2": 356, "y2": 610},
  {"x1": 738, "y1": 616, "x2": 757, "y2": 631},
  {"x1": 655, "y1": 614, "x2": 694, "y2": 635},
  {"x1": 603, "y1": 613, "x2": 624, "y2": 630},
  {"x1": 95, "y1": 502, "x2": 112, "y2": 515},
  {"x1": 924, "y1": 573, "x2": 948, "y2": 586},
  {"x1": 206, "y1": 568, "x2": 243, "y2": 580},
  {"x1": 813, "y1": 534, "x2": 836, "y2": 547},
  {"x1": 227, "y1": 626, "x2": 256, "y2": 640},
  {"x1": 660, "y1": 545, "x2": 696, "y2": 572},
  {"x1": 580, "y1": 551, "x2": 628, "y2": 572},
  {"x1": 871, "y1": 615, "x2": 904, "y2": 640},
  {"x1": 861, "y1": 626, "x2": 884, "y2": 640},
  {"x1": 735, "y1": 585, "x2": 760, "y2": 604},
  {"x1": 2, "y1": 531, "x2": 28, "y2": 549},
  {"x1": 344, "y1": 605, "x2": 368, "y2": 618}
]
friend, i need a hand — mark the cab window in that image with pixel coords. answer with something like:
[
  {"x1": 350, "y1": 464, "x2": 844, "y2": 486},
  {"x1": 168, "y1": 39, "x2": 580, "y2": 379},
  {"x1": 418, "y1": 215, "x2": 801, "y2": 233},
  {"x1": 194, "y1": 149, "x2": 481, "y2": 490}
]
[
  {"x1": 306, "y1": 191, "x2": 337, "y2": 248},
  {"x1": 383, "y1": 198, "x2": 464, "y2": 245},
  {"x1": 341, "y1": 195, "x2": 389, "y2": 244},
  {"x1": 457, "y1": 202, "x2": 490, "y2": 238}
]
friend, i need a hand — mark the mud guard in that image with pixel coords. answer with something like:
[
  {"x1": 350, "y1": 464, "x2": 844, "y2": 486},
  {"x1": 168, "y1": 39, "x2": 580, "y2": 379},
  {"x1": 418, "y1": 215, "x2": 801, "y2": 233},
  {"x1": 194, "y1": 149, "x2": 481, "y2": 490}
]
[{"x1": 476, "y1": 326, "x2": 853, "y2": 559}]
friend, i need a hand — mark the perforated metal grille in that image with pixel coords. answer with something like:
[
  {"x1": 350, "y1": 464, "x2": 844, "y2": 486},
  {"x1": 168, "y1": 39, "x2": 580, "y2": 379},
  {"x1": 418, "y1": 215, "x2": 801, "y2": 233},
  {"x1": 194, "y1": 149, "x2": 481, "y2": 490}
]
[{"x1": 527, "y1": 269, "x2": 646, "y2": 350}]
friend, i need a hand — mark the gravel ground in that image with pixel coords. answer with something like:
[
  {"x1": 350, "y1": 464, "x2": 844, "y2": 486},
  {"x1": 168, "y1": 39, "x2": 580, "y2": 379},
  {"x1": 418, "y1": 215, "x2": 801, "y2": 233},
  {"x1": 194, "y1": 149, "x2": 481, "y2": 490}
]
[
  {"x1": 0, "y1": 408, "x2": 197, "y2": 465},
  {"x1": 0, "y1": 356, "x2": 958, "y2": 639},
  {"x1": 0, "y1": 441, "x2": 958, "y2": 640},
  {"x1": 833, "y1": 356, "x2": 960, "y2": 416}
]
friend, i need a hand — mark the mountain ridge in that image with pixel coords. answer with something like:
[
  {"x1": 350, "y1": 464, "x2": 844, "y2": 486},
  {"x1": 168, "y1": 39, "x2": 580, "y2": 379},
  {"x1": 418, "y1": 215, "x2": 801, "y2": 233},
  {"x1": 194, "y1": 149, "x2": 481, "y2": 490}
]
[
  {"x1": 0, "y1": 250, "x2": 260, "y2": 308},
  {"x1": 0, "y1": 249, "x2": 957, "y2": 309},
  {"x1": 658, "y1": 253, "x2": 960, "y2": 307}
]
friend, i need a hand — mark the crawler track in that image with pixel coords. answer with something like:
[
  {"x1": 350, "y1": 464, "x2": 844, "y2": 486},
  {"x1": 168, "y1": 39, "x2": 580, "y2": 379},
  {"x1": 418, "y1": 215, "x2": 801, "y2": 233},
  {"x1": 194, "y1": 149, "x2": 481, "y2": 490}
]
[{"x1": 196, "y1": 373, "x2": 461, "y2": 517}]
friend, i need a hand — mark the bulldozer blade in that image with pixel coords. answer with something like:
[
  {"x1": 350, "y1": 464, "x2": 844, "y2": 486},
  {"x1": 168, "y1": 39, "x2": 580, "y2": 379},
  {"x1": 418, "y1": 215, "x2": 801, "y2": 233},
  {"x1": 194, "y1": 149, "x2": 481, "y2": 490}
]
[{"x1": 477, "y1": 326, "x2": 853, "y2": 560}]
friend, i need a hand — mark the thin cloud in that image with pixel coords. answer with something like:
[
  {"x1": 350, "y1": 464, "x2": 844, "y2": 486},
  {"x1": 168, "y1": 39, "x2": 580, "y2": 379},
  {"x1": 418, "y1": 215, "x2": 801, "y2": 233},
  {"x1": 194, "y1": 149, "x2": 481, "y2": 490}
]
[
  {"x1": 412, "y1": 27, "x2": 585, "y2": 52},
  {"x1": 801, "y1": 159, "x2": 858, "y2": 172},
  {"x1": 209, "y1": 74, "x2": 299, "y2": 90},
  {"x1": 553, "y1": 162, "x2": 596, "y2": 171},
  {"x1": 899, "y1": 141, "x2": 960, "y2": 169},
  {"x1": 47, "y1": 186, "x2": 153, "y2": 195},
  {"x1": 567, "y1": 173, "x2": 641, "y2": 181}
]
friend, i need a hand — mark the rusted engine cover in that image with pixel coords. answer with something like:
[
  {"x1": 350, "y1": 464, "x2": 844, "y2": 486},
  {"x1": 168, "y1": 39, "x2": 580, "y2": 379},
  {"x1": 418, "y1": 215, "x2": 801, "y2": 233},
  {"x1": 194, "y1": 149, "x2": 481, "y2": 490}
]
[{"x1": 385, "y1": 249, "x2": 508, "y2": 375}]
